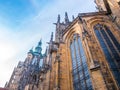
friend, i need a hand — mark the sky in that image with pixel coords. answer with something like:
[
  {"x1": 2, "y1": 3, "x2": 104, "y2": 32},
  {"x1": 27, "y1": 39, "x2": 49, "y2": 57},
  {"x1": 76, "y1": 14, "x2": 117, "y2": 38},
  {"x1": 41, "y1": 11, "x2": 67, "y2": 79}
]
[{"x1": 0, "y1": 0, "x2": 96, "y2": 87}]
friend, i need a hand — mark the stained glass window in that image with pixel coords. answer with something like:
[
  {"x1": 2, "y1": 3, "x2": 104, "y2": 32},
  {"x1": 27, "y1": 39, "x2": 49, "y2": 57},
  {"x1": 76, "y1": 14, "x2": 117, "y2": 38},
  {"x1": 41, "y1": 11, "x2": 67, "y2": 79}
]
[
  {"x1": 70, "y1": 34, "x2": 93, "y2": 90},
  {"x1": 94, "y1": 24, "x2": 120, "y2": 87}
]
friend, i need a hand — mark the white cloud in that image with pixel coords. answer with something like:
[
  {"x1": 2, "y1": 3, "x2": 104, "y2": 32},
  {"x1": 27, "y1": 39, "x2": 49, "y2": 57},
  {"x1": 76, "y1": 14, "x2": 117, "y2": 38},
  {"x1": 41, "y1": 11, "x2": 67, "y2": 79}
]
[
  {"x1": 29, "y1": 0, "x2": 40, "y2": 9},
  {"x1": 0, "y1": 24, "x2": 41, "y2": 87}
]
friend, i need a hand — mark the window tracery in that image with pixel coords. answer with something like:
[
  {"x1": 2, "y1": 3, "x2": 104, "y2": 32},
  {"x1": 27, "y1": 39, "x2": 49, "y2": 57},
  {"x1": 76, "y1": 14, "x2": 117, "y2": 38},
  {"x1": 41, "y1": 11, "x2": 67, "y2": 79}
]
[
  {"x1": 70, "y1": 34, "x2": 93, "y2": 90},
  {"x1": 94, "y1": 23, "x2": 120, "y2": 87}
]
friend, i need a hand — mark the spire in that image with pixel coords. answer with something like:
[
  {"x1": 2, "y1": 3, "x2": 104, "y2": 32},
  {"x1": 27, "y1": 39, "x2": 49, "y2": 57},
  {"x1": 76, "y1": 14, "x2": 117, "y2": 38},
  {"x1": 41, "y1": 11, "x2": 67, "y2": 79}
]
[
  {"x1": 38, "y1": 38, "x2": 42, "y2": 46},
  {"x1": 28, "y1": 47, "x2": 34, "y2": 55},
  {"x1": 53, "y1": 14, "x2": 61, "y2": 25},
  {"x1": 57, "y1": 14, "x2": 60, "y2": 23},
  {"x1": 50, "y1": 32, "x2": 53, "y2": 42},
  {"x1": 65, "y1": 12, "x2": 69, "y2": 23},
  {"x1": 72, "y1": 15, "x2": 75, "y2": 20},
  {"x1": 44, "y1": 47, "x2": 48, "y2": 57},
  {"x1": 34, "y1": 39, "x2": 42, "y2": 56}
]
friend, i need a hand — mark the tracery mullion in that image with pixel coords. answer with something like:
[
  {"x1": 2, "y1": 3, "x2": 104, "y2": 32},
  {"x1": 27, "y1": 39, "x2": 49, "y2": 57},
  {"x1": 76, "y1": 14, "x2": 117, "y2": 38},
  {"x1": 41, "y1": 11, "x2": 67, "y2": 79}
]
[
  {"x1": 104, "y1": 26, "x2": 120, "y2": 53},
  {"x1": 99, "y1": 29, "x2": 120, "y2": 71},
  {"x1": 94, "y1": 28, "x2": 115, "y2": 68},
  {"x1": 70, "y1": 41, "x2": 78, "y2": 90},
  {"x1": 99, "y1": 29, "x2": 120, "y2": 70},
  {"x1": 99, "y1": 28, "x2": 120, "y2": 86},
  {"x1": 70, "y1": 41, "x2": 76, "y2": 70},
  {"x1": 104, "y1": 28, "x2": 120, "y2": 60},
  {"x1": 98, "y1": 29, "x2": 117, "y2": 65},
  {"x1": 95, "y1": 26, "x2": 120, "y2": 87},
  {"x1": 77, "y1": 36, "x2": 88, "y2": 90},
  {"x1": 102, "y1": 27, "x2": 120, "y2": 70},
  {"x1": 73, "y1": 37, "x2": 81, "y2": 89},
  {"x1": 75, "y1": 35, "x2": 87, "y2": 90},
  {"x1": 70, "y1": 34, "x2": 93, "y2": 90},
  {"x1": 105, "y1": 29, "x2": 120, "y2": 68}
]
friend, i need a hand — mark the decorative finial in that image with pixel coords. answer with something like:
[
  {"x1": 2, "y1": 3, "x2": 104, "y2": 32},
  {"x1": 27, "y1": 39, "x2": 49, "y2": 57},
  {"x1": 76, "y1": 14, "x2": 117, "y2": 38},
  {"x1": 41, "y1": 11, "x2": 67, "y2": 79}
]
[
  {"x1": 28, "y1": 47, "x2": 34, "y2": 54},
  {"x1": 34, "y1": 39, "x2": 42, "y2": 55},
  {"x1": 57, "y1": 14, "x2": 60, "y2": 23},
  {"x1": 50, "y1": 32, "x2": 53, "y2": 41},
  {"x1": 72, "y1": 15, "x2": 75, "y2": 20},
  {"x1": 44, "y1": 47, "x2": 48, "y2": 56},
  {"x1": 38, "y1": 38, "x2": 42, "y2": 46},
  {"x1": 65, "y1": 12, "x2": 69, "y2": 23}
]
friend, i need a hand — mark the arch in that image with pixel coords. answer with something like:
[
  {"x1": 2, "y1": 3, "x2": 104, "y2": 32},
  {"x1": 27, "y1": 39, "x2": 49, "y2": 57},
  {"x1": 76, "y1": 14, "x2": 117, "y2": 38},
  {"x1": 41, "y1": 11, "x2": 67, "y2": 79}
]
[
  {"x1": 63, "y1": 28, "x2": 80, "y2": 47},
  {"x1": 92, "y1": 20, "x2": 111, "y2": 28},
  {"x1": 87, "y1": 16, "x2": 118, "y2": 33}
]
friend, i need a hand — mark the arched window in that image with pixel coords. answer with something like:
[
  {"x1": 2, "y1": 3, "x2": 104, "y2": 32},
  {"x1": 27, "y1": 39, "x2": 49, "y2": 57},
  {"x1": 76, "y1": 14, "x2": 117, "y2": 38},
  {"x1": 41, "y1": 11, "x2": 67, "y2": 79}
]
[
  {"x1": 94, "y1": 23, "x2": 120, "y2": 87},
  {"x1": 70, "y1": 34, "x2": 93, "y2": 90}
]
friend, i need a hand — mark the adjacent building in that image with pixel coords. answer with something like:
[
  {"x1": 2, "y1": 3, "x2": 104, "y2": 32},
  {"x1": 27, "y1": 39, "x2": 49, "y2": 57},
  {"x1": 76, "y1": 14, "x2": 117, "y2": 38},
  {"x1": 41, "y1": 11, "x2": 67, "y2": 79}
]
[{"x1": 6, "y1": 40, "x2": 44, "y2": 90}]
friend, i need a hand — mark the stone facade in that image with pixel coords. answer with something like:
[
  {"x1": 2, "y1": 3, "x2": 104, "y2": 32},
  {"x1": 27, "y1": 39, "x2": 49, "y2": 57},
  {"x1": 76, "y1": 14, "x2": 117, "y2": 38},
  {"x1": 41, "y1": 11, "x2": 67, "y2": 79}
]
[
  {"x1": 38, "y1": 0, "x2": 120, "y2": 90},
  {"x1": 7, "y1": 0, "x2": 120, "y2": 90}
]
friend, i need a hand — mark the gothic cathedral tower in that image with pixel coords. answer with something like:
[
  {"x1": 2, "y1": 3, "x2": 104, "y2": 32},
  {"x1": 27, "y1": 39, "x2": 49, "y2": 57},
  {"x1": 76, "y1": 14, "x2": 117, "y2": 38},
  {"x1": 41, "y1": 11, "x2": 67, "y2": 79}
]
[
  {"x1": 40, "y1": 0, "x2": 120, "y2": 90},
  {"x1": 7, "y1": 0, "x2": 120, "y2": 90}
]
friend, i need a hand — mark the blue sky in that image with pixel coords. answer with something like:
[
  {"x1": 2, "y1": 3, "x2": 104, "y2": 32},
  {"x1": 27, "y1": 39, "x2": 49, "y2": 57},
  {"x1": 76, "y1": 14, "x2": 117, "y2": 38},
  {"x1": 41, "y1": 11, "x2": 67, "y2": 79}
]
[
  {"x1": 0, "y1": 0, "x2": 52, "y2": 28},
  {"x1": 0, "y1": 0, "x2": 96, "y2": 87}
]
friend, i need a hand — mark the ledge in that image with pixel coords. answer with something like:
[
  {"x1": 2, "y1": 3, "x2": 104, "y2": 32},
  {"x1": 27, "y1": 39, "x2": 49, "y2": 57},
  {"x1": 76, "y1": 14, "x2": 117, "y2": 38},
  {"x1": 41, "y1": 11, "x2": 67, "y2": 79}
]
[{"x1": 90, "y1": 65, "x2": 100, "y2": 71}]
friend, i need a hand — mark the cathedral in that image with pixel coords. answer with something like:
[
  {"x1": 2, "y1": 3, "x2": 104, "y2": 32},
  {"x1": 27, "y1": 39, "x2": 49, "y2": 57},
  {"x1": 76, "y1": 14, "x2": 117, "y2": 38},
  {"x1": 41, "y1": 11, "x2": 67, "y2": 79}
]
[{"x1": 6, "y1": 0, "x2": 120, "y2": 90}]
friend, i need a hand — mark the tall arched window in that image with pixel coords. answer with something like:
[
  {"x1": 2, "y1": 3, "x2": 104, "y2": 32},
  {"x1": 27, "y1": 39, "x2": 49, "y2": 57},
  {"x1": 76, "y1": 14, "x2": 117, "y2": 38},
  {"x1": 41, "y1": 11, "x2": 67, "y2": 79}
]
[
  {"x1": 70, "y1": 34, "x2": 93, "y2": 90},
  {"x1": 94, "y1": 23, "x2": 120, "y2": 87}
]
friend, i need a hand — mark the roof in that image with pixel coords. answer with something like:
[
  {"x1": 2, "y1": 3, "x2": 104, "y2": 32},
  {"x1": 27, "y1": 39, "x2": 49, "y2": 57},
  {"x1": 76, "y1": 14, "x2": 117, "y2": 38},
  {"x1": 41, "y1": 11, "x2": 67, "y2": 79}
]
[{"x1": 62, "y1": 11, "x2": 107, "y2": 35}]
